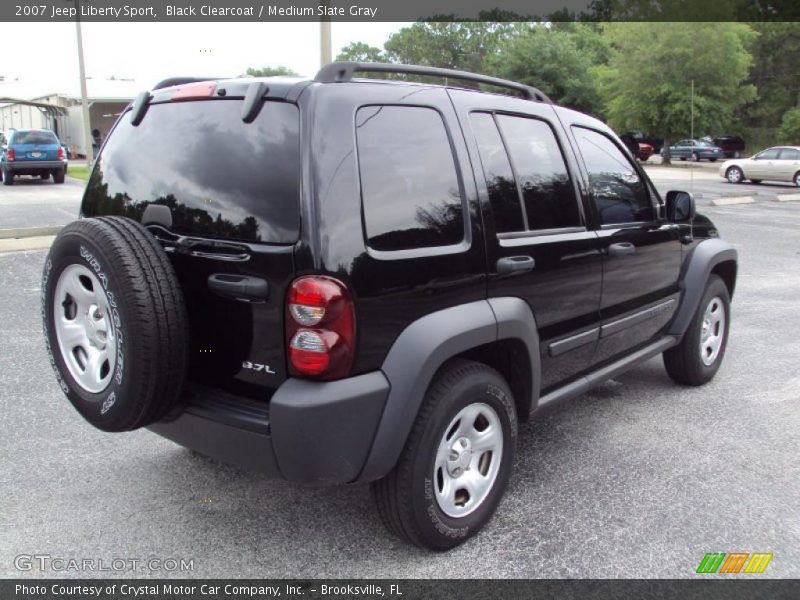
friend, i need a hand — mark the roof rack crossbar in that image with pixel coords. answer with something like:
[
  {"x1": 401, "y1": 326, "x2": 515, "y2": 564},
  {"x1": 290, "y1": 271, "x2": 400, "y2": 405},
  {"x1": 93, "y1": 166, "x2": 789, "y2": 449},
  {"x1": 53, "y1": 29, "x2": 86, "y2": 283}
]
[{"x1": 314, "y1": 62, "x2": 551, "y2": 103}]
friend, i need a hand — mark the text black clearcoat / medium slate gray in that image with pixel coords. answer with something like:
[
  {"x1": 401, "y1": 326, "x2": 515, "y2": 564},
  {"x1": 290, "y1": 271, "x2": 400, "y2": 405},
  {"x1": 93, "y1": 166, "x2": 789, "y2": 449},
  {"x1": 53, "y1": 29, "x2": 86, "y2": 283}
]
[{"x1": 75, "y1": 64, "x2": 737, "y2": 516}]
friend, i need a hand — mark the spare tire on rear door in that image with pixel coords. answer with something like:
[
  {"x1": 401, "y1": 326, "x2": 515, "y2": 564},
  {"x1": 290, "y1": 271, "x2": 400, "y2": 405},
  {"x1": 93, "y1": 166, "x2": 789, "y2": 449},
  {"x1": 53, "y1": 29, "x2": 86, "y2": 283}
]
[{"x1": 42, "y1": 216, "x2": 188, "y2": 432}]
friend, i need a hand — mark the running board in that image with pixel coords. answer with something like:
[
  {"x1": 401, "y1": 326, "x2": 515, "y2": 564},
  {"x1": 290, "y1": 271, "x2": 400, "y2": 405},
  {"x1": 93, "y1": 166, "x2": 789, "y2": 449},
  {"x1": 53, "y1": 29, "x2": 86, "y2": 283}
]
[{"x1": 534, "y1": 336, "x2": 679, "y2": 413}]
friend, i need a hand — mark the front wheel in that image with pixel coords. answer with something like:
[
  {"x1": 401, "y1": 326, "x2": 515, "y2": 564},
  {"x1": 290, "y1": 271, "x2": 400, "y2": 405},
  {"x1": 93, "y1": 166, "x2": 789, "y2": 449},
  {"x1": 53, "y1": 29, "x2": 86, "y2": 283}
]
[
  {"x1": 726, "y1": 166, "x2": 743, "y2": 184},
  {"x1": 372, "y1": 360, "x2": 517, "y2": 550},
  {"x1": 664, "y1": 275, "x2": 730, "y2": 386}
]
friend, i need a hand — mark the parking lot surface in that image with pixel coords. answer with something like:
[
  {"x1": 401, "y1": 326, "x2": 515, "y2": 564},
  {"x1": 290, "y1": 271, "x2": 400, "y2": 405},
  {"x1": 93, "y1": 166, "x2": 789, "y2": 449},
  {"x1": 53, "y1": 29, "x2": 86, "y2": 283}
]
[
  {"x1": 0, "y1": 176, "x2": 84, "y2": 230},
  {"x1": 1, "y1": 170, "x2": 798, "y2": 578}
]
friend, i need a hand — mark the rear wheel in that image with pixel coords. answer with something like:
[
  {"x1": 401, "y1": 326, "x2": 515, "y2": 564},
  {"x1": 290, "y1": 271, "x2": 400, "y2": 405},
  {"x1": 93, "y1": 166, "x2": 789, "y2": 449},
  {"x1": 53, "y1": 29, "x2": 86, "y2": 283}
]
[
  {"x1": 726, "y1": 166, "x2": 743, "y2": 183},
  {"x1": 664, "y1": 275, "x2": 730, "y2": 386},
  {"x1": 42, "y1": 216, "x2": 188, "y2": 431},
  {"x1": 1, "y1": 168, "x2": 12, "y2": 185},
  {"x1": 53, "y1": 169, "x2": 65, "y2": 184},
  {"x1": 372, "y1": 360, "x2": 517, "y2": 550}
]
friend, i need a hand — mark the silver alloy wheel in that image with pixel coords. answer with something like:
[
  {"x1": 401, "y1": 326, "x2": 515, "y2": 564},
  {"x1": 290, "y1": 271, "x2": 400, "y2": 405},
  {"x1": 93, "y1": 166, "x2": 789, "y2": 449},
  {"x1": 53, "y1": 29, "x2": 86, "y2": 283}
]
[
  {"x1": 433, "y1": 402, "x2": 503, "y2": 518},
  {"x1": 53, "y1": 264, "x2": 117, "y2": 394},
  {"x1": 795, "y1": 172, "x2": 800, "y2": 187},
  {"x1": 700, "y1": 296, "x2": 726, "y2": 366},
  {"x1": 727, "y1": 167, "x2": 742, "y2": 183}
]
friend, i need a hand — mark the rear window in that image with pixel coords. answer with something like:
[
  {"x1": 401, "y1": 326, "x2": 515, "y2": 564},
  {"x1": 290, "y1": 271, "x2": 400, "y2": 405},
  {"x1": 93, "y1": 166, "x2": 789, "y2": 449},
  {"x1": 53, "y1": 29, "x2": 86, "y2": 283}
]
[
  {"x1": 12, "y1": 130, "x2": 58, "y2": 145},
  {"x1": 82, "y1": 100, "x2": 300, "y2": 243}
]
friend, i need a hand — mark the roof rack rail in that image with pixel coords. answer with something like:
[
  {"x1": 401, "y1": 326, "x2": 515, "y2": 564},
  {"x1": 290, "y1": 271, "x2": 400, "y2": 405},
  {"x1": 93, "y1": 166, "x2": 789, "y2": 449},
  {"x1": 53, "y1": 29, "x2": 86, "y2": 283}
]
[
  {"x1": 314, "y1": 62, "x2": 551, "y2": 103},
  {"x1": 152, "y1": 77, "x2": 223, "y2": 91}
]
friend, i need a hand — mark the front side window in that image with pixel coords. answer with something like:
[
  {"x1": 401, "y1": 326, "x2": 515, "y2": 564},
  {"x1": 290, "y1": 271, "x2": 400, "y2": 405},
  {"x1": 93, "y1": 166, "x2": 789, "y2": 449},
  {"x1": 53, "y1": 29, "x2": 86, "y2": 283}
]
[
  {"x1": 573, "y1": 127, "x2": 654, "y2": 225},
  {"x1": 471, "y1": 112, "x2": 580, "y2": 233},
  {"x1": 757, "y1": 148, "x2": 780, "y2": 160},
  {"x1": 356, "y1": 105, "x2": 464, "y2": 252}
]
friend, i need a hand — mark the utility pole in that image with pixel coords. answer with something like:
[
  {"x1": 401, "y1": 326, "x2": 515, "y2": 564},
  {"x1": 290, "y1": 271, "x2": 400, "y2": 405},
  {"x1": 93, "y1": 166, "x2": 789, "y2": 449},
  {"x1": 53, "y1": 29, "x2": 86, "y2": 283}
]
[
  {"x1": 320, "y1": 2, "x2": 332, "y2": 67},
  {"x1": 75, "y1": 0, "x2": 94, "y2": 164}
]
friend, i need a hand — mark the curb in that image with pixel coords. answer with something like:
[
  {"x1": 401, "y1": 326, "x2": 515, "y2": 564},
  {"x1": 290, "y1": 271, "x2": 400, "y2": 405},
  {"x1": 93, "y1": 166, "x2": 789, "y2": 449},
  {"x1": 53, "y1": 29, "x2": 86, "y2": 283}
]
[
  {"x1": 0, "y1": 235, "x2": 55, "y2": 254},
  {"x1": 0, "y1": 226, "x2": 63, "y2": 240},
  {"x1": 710, "y1": 196, "x2": 755, "y2": 207}
]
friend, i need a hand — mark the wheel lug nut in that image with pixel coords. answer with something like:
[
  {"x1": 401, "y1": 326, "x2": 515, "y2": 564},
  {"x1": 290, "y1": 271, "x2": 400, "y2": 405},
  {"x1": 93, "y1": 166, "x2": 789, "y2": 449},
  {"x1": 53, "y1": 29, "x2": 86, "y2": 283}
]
[{"x1": 94, "y1": 309, "x2": 102, "y2": 320}]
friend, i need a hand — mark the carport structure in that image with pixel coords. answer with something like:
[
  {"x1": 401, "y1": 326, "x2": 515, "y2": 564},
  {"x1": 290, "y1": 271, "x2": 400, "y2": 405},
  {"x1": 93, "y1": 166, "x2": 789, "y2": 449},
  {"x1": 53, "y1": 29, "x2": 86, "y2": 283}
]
[{"x1": 0, "y1": 97, "x2": 68, "y2": 138}]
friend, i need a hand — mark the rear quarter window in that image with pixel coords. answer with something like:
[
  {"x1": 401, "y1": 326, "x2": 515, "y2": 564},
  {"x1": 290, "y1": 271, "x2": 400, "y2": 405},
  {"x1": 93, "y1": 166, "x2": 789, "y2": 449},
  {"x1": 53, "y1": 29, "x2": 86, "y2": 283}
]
[
  {"x1": 82, "y1": 100, "x2": 300, "y2": 243},
  {"x1": 355, "y1": 105, "x2": 465, "y2": 252}
]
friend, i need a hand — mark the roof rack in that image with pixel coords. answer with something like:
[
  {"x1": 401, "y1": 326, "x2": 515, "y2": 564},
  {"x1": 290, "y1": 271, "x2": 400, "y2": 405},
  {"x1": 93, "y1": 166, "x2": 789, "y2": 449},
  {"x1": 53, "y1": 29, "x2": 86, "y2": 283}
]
[
  {"x1": 152, "y1": 77, "x2": 223, "y2": 91},
  {"x1": 314, "y1": 62, "x2": 551, "y2": 103}
]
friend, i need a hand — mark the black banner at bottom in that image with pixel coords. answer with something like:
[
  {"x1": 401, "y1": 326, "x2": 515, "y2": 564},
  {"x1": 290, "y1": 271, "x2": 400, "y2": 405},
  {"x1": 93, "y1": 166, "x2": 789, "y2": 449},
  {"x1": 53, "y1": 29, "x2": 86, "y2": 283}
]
[{"x1": 2, "y1": 579, "x2": 800, "y2": 600}]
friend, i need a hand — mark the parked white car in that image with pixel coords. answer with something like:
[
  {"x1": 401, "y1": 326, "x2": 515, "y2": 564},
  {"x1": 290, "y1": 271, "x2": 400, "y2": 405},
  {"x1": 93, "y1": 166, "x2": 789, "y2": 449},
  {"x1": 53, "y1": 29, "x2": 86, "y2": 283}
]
[{"x1": 720, "y1": 146, "x2": 800, "y2": 186}]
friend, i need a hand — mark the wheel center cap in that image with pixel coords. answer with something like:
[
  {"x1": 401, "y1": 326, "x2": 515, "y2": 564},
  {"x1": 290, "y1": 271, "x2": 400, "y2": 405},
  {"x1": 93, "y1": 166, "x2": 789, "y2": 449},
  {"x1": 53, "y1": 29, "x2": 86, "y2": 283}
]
[
  {"x1": 447, "y1": 437, "x2": 473, "y2": 476},
  {"x1": 85, "y1": 304, "x2": 107, "y2": 348}
]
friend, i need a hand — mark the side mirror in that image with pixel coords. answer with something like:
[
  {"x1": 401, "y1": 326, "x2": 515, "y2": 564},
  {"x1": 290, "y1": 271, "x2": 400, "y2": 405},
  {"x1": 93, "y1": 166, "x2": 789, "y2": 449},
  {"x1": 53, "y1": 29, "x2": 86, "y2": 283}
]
[{"x1": 666, "y1": 190, "x2": 695, "y2": 223}]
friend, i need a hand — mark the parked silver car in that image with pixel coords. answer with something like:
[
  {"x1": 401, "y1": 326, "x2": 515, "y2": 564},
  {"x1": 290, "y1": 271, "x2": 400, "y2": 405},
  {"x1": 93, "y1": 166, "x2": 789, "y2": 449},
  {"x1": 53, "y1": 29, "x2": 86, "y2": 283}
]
[{"x1": 721, "y1": 146, "x2": 800, "y2": 186}]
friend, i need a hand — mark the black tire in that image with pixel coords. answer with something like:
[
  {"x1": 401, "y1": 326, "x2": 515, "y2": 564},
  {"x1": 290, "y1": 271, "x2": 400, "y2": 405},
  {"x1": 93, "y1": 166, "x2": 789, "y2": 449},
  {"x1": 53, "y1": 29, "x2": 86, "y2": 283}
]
[
  {"x1": 679, "y1": 157, "x2": 686, "y2": 161},
  {"x1": 42, "y1": 216, "x2": 188, "y2": 432},
  {"x1": 710, "y1": 158, "x2": 718, "y2": 163},
  {"x1": 53, "y1": 169, "x2": 65, "y2": 184},
  {"x1": 794, "y1": 171, "x2": 799, "y2": 187},
  {"x1": 663, "y1": 275, "x2": 730, "y2": 386},
  {"x1": 40, "y1": 171, "x2": 50, "y2": 179},
  {"x1": 372, "y1": 359, "x2": 518, "y2": 550},
  {"x1": 2, "y1": 168, "x2": 12, "y2": 185},
  {"x1": 726, "y1": 166, "x2": 743, "y2": 184}
]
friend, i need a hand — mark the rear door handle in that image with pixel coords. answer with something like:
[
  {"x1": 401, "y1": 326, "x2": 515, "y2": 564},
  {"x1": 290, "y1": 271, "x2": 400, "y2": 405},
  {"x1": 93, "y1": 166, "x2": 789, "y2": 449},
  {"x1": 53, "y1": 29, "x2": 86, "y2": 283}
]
[
  {"x1": 608, "y1": 242, "x2": 636, "y2": 257},
  {"x1": 496, "y1": 255, "x2": 535, "y2": 275},
  {"x1": 208, "y1": 273, "x2": 269, "y2": 302}
]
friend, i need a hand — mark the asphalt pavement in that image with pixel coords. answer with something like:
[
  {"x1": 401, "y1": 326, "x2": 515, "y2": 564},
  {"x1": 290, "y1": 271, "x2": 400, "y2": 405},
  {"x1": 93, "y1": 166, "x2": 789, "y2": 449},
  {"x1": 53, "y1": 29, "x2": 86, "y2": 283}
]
[{"x1": 0, "y1": 169, "x2": 798, "y2": 578}]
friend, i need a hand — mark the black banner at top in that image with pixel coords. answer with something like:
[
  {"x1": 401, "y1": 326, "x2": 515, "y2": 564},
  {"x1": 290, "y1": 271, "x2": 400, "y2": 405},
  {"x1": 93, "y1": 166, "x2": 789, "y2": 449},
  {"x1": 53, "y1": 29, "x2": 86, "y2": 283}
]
[{"x1": 3, "y1": 0, "x2": 800, "y2": 22}]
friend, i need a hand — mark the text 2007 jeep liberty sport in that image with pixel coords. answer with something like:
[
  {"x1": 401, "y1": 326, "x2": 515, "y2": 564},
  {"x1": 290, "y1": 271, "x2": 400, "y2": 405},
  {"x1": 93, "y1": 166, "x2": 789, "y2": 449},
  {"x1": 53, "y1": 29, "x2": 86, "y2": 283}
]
[{"x1": 42, "y1": 63, "x2": 737, "y2": 550}]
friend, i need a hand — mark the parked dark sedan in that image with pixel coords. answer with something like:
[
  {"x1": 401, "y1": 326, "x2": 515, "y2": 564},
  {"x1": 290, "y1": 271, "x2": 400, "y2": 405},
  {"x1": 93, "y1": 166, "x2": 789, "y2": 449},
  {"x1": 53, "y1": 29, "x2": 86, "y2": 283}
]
[
  {"x1": 702, "y1": 135, "x2": 745, "y2": 159},
  {"x1": 669, "y1": 139, "x2": 723, "y2": 162}
]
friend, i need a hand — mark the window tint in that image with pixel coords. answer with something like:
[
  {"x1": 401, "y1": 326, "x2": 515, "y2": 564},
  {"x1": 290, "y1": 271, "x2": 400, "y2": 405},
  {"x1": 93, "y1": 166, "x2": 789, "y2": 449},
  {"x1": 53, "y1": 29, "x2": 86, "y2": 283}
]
[
  {"x1": 356, "y1": 105, "x2": 464, "y2": 251},
  {"x1": 470, "y1": 113, "x2": 524, "y2": 233},
  {"x1": 757, "y1": 148, "x2": 780, "y2": 160},
  {"x1": 779, "y1": 148, "x2": 800, "y2": 160},
  {"x1": 12, "y1": 130, "x2": 58, "y2": 145},
  {"x1": 495, "y1": 115, "x2": 580, "y2": 231},
  {"x1": 82, "y1": 100, "x2": 300, "y2": 243},
  {"x1": 573, "y1": 127, "x2": 654, "y2": 225}
]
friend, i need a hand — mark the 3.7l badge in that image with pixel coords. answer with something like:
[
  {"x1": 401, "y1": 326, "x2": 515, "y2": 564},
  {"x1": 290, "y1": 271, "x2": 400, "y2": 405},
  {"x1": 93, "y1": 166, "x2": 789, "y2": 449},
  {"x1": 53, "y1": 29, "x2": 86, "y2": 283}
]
[{"x1": 241, "y1": 361, "x2": 276, "y2": 375}]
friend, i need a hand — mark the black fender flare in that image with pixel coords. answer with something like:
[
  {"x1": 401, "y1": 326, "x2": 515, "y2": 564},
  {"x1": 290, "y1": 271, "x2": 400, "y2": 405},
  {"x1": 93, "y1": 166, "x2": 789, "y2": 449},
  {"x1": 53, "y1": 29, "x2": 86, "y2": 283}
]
[
  {"x1": 356, "y1": 297, "x2": 540, "y2": 483},
  {"x1": 668, "y1": 238, "x2": 738, "y2": 337}
]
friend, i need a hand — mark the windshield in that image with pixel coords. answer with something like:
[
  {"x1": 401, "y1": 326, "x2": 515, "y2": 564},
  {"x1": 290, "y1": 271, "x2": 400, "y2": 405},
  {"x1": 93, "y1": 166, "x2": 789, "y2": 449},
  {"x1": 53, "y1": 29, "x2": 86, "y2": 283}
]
[
  {"x1": 12, "y1": 130, "x2": 59, "y2": 145},
  {"x1": 82, "y1": 99, "x2": 301, "y2": 243}
]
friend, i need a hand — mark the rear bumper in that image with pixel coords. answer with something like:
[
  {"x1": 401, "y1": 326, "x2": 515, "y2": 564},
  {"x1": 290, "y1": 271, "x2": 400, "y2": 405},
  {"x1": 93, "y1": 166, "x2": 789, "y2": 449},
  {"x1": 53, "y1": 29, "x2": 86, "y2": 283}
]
[
  {"x1": 148, "y1": 371, "x2": 390, "y2": 484},
  {"x1": 5, "y1": 160, "x2": 65, "y2": 172}
]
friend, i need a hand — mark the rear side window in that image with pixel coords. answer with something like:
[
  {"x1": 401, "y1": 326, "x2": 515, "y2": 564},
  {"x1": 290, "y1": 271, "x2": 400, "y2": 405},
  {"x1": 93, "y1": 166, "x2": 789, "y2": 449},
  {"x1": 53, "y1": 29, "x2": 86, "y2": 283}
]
[
  {"x1": 471, "y1": 112, "x2": 580, "y2": 233},
  {"x1": 355, "y1": 105, "x2": 464, "y2": 252},
  {"x1": 779, "y1": 148, "x2": 800, "y2": 160},
  {"x1": 82, "y1": 100, "x2": 300, "y2": 243},
  {"x1": 572, "y1": 127, "x2": 653, "y2": 225},
  {"x1": 12, "y1": 130, "x2": 58, "y2": 145}
]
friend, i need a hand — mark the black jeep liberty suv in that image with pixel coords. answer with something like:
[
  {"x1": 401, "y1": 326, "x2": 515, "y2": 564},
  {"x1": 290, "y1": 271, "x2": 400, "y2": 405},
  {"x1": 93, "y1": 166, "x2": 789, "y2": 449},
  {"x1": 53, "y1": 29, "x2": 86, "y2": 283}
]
[{"x1": 42, "y1": 63, "x2": 737, "y2": 550}]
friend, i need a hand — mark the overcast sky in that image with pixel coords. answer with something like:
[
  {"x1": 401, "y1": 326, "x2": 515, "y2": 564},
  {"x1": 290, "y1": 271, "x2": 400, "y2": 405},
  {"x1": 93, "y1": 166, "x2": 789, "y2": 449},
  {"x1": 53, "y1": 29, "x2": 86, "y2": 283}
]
[{"x1": 2, "y1": 22, "x2": 407, "y2": 88}]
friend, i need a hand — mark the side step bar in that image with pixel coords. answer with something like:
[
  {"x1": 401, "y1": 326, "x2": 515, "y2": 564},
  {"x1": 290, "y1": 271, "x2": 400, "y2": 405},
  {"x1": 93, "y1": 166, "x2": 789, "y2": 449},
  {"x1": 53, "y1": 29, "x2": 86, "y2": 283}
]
[{"x1": 535, "y1": 336, "x2": 679, "y2": 413}]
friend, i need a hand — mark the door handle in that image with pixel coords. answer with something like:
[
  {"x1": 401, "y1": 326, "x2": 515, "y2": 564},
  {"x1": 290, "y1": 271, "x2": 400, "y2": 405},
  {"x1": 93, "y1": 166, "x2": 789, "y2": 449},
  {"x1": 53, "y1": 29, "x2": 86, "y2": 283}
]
[
  {"x1": 496, "y1": 255, "x2": 535, "y2": 275},
  {"x1": 208, "y1": 273, "x2": 269, "y2": 302},
  {"x1": 608, "y1": 242, "x2": 636, "y2": 257}
]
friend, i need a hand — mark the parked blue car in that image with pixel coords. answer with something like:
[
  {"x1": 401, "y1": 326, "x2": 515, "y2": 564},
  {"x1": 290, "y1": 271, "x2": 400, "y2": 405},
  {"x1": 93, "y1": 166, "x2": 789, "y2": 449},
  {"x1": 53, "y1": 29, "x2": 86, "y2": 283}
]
[
  {"x1": 669, "y1": 139, "x2": 723, "y2": 162},
  {"x1": 1, "y1": 129, "x2": 67, "y2": 185}
]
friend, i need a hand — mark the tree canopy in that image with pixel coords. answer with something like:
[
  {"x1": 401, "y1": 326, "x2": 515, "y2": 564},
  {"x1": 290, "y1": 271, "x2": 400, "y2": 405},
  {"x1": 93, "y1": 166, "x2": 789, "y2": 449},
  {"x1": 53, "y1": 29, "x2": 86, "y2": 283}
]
[{"x1": 245, "y1": 66, "x2": 298, "y2": 77}]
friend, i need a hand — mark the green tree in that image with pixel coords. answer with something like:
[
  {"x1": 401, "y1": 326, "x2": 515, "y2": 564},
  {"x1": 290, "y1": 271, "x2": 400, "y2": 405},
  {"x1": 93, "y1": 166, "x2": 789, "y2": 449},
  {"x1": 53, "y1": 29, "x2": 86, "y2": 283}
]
[
  {"x1": 336, "y1": 42, "x2": 386, "y2": 63},
  {"x1": 778, "y1": 107, "x2": 800, "y2": 144},
  {"x1": 489, "y1": 24, "x2": 608, "y2": 114},
  {"x1": 594, "y1": 22, "x2": 757, "y2": 164},
  {"x1": 245, "y1": 66, "x2": 298, "y2": 77},
  {"x1": 382, "y1": 21, "x2": 519, "y2": 74}
]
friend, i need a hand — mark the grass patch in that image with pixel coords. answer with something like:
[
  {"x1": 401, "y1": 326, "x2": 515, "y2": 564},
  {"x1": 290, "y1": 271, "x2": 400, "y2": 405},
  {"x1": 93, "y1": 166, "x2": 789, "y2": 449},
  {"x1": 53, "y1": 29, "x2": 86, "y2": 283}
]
[{"x1": 66, "y1": 165, "x2": 91, "y2": 181}]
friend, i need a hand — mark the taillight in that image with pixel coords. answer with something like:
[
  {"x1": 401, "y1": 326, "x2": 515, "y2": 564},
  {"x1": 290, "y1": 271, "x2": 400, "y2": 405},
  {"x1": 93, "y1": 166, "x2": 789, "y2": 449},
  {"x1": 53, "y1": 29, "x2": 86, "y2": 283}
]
[
  {"x1": 286, "y1": 275, "x2": 356, "y2": 379},
  {"x1": 6, "y1": 148, "x2": 14, "y2": 161},
  {"x1": 57, "y1": 147, "x2": 66, "y2": 160}
]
